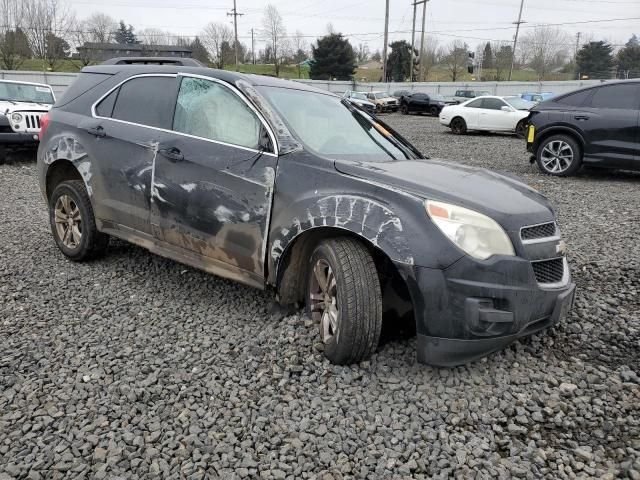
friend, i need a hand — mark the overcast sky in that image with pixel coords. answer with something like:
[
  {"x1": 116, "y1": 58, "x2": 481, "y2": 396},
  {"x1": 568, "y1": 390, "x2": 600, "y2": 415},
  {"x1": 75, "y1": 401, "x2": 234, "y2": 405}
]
[{"x1": 67, "y1": 0, "x2": 639, "y2": 53}]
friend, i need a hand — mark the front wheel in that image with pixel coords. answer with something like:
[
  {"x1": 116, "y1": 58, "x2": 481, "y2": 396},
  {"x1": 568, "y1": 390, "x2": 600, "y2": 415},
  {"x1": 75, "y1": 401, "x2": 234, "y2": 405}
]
[
  {"x1": 401, "y1": 104, "x2": 409, "y2": 115},
  {"x1": 430, "y1": 106, "x2": 439, "y2": 117},
  {"x1": 450, "y1": 117, "x2": 467, "y2": 135},
  {"x1": 535, "y1": 134, "x2": 582, "y2": 176},
  {"x1": 305, "y1": 238, "x2": 383, "y2": 365}
]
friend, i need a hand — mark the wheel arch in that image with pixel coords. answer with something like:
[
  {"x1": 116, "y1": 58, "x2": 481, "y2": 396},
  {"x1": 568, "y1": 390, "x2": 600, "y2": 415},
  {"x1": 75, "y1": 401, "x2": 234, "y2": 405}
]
[
  {"x1": 45, "y1": 159, "x2": 83, "y2": 201},
  {"x1": 533, "y1": 126, "x2": 585, "y2": 155}
]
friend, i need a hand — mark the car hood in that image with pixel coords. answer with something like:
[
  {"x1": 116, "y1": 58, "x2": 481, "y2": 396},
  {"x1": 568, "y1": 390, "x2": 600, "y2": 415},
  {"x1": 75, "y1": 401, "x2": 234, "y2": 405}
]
[
  {"x1": 0, "y1": 101, "x2": 52, "y2": 114},
  {"x1": 334, "y1": 158, "x2": 554, "y2": 230}
]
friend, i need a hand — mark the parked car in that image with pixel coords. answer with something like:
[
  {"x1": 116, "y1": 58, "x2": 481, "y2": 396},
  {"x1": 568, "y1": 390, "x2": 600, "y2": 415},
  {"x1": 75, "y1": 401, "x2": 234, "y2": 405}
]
[
  {"x1": 392, "y1": 89, "x2": 411, "y2": 100},
  {"x1": 526, "y1": 80, "x2": 640, "y2": 176},
  {"x1": 521, "y1": 92, "x2": 555, "y2": 103},
  {"x1": 439, "y1": 96, "x2": 534, "y2": 137},
  {"x1": 453, "y1": 89, "x2": 491, "y2": 104},
  {"x1": 0, "y1": 79, "x2": 55, "y2": 161},
  {"x1": 365, "y1": 91, "x2": 399, "y2": 112},
  {"x1": 37, "y1": 61, "x2": 575, "y2": 367},
  {"x1": 400, "y1": 92, "x2": 457, "y2": 116},
  {"x1": 342, "y1": 90, "x2": 376, "y2": 114}
]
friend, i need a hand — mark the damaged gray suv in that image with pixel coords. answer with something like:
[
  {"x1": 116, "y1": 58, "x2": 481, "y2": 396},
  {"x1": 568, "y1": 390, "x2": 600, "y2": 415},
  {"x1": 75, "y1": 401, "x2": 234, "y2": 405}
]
[{"x1": 37, "y1": 62, "x2": 576, "y2": 366}]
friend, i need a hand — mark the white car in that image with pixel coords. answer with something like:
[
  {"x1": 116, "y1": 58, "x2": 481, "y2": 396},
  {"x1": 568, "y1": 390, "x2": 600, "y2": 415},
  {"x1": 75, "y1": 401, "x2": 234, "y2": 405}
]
[
  {"x1": 439, "y1": 96, "x2": 534, "y2": 138},
  {"x1": 0, "y1": 79, "x2": 55, "y2": 161}
]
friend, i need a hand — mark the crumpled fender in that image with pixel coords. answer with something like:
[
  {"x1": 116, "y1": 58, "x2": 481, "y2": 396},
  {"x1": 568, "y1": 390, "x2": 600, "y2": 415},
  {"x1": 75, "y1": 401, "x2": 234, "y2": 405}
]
[{"x1": 42, "y1": 135, "x2": 94, "y2": 196}]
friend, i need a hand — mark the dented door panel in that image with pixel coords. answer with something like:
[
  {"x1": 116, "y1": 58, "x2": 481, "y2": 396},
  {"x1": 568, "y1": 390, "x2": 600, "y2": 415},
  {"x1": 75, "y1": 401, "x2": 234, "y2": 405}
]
[{"x1": 152, "y1": 135, "x2": 277, "y2": 281}]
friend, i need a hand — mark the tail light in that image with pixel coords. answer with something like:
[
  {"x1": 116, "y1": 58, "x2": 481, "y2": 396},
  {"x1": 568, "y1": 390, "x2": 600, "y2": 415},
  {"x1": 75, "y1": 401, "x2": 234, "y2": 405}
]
[{"x1": 38, "y1": 113, "x2": 50, "y2": 140}]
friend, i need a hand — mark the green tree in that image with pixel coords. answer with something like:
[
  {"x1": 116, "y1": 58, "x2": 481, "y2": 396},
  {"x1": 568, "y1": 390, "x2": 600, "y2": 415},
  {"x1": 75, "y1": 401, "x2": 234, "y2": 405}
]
[
  {"x1": 45, "y1": 33, "x2": 70, "y2": 70},
  {"x1": 576, "y1": 41, "x2": 614, "y2": 79},
  {"x1": 494, "y1": 44, "x2": 513, "y2": 81},
  {"x1": 310, "y1": 33, "x2": 356, "y2": 80},
  {"x1": 482, "y1": 42, "x2": 493, "y2": 69},
  {"x1": 443, "y1": 40, "x2": 468, "y2": 81},
  {"x1": 385, "y1": 40, "x2": 415, "y2": 81},
  {"x1": 114, "y1": 21, "x2": 140, "y2": 45},
  {"x1": 0, "y1": 28, "x2": 31, "y2": 70},
  {"x1": 190, "y1": 36, "x2": 210, "y2": 65},
  {"x1": 617, "y1": 34, "x2": 640, "y2": 78}
]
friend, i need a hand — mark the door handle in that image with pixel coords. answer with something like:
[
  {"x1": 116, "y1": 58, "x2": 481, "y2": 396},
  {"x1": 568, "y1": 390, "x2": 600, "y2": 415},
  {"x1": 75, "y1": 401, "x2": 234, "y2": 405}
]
[
  {"x1": 574, "y1": 115, "x2": 589, "y2": 121},
  {"x1": 159, "y1": 147, "x2": 184, "y2": 162},
  {"x1": 87, "y1": 126, "x2": 106, "y2": 137}
]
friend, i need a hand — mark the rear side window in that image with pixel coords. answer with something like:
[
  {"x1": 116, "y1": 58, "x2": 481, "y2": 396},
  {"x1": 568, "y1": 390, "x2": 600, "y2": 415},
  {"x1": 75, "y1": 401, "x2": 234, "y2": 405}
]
[
  {"x1": 588, "y1": 83, "x2": 639, "y2": 110},
  {"x1": 466, "y1": 99, "x2": 483, "y2": 108},
  {"x1": 95, "y1": 88, "x2": 118, "y2": 117},
  {"x1": 555, "y1": 89, "x2": 593, "y2": 107},
  {"x1": 111, "y1": 76, "x2": 176, "y2": 129},
  {"x1": 56, "y1": 72, "x2": 112, "y2": 107}
]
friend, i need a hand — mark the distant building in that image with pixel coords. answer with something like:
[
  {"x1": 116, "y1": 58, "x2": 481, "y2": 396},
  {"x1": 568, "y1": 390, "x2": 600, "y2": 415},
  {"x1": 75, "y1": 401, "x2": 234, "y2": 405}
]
[{"x1": 77, "y1": 42, "x2": 192, "y2": 62}]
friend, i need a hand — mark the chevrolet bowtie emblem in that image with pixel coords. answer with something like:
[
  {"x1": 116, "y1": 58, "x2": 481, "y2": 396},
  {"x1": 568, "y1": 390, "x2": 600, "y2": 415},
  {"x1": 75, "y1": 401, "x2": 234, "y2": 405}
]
[{"x1": 556, "y1": 240, "x2": 567, "y2": 255}]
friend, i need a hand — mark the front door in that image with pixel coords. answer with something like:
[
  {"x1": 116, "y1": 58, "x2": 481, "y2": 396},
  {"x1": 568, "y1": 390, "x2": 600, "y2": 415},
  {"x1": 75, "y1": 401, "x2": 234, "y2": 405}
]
[{"x1": 152, "y1": 75, "x2": 278, "y2": 287}]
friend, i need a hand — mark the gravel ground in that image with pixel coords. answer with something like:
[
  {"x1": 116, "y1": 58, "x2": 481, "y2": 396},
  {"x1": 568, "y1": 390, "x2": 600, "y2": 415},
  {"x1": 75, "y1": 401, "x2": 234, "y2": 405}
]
[{"x1": 1, "y1": 115, "x2": 639, "y2": 479}]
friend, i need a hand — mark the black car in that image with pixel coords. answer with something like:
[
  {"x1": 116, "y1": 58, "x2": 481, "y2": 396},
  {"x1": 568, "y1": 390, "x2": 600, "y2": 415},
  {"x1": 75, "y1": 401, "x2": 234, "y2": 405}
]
[
  {"x1": 37, "y1": 61, "x2": 575, "y2": 366},
  {"x1": 527, "y1": 80, "x2": 640, "y2": 176},
  {"x1": 400, "y1": 92, "x2": 457, "y2": 116}
]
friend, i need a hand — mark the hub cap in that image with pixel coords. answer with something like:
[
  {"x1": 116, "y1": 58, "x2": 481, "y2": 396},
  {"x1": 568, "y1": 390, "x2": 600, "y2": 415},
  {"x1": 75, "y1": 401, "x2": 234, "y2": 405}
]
[
  {"x1": 541, "y1": 140, "x2": 573, "y2": 173},
  {"x1": 309, "y1": 259, "x2": 340, "y2": 343},
  {"x1": 54, "y1": 195, "x2": 82, "y2": 249}
]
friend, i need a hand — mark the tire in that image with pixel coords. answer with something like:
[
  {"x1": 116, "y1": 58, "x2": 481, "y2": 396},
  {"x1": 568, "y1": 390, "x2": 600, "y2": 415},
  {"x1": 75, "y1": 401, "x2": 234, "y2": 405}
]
[
  {"x1": 305, "y1": 237, "x2": 383, "y2": 365},
  {"x1": 535, "y1": 134, "x2": 582, "y2": 176},
  {"x1": 515, "y1": 120, "x2": 527, "y2": 139},
  {"x1": 450, "y1": 117, "x2": 467, "y2": 135},
  {"x1": 401, "y1": 104, "x2": 409, "y2": 115},
  {"x1": 430, "y1": 106, "x2": 439, "y2": 117},
  {"x1": 49, "y1": 180, "x2": 109, "y2": 261}
]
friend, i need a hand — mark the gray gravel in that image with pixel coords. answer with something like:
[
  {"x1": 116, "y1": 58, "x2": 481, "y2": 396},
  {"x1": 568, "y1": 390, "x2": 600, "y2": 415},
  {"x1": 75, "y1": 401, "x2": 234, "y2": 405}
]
[{"x1": 1, "y1": 115, "x2": 639, "y2": 479}]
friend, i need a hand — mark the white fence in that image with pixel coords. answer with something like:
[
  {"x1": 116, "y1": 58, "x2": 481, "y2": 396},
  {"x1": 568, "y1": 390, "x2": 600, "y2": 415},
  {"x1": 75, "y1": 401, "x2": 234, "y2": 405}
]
[{"x1": 0, "y1": 69, "x2": 607, "y2": 98}]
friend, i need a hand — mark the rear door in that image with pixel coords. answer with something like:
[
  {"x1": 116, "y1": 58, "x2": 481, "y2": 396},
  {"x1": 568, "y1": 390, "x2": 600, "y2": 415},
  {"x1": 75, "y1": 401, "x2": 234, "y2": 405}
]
[
  {"x1": 409, "y1": 93, "x2": 428, "y2": 112},
  {"x1": 87, "y1": 74, "x2": 178, "y2": 235},
  {"x1": 151, "y1": 74, "x2": 278, "y2": 287},
  {"x1": 580, "y1": 82, "x2": 640, "y2": 168}
]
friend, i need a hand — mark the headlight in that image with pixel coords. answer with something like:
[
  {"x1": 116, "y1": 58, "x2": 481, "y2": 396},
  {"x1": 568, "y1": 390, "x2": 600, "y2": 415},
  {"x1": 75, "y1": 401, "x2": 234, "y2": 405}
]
[
  {"x1": 11, "y1": 113, "x2": 22, "y2": 123},
  {"x1": 425, "y1": 200, "x2": 515, "y2": 260}
]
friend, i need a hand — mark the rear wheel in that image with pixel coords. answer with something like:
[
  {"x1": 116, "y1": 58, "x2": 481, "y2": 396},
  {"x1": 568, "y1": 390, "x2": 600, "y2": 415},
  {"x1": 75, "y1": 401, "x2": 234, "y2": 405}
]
[
  {"x1": 49, "y1": 180, "x2": 109, "y2": 261},
  {"x1": 401, "y1": 104, "x2": 409, "y2": 115},
  {"x1": 535, "y1": 134, "x2": 583, "y2": 176},
  {"x1": 450, "y1": 117, "x2": 467, "y2": 135},
  {"x1": 305, "y1": 238, "x2": 383, "y2": 365},
  {"x1": 430, "y1": 106, "x2": 439, "y2": 117},
  {"x1": 515, "y1": 120, "x2": 527, "y2": 139}
]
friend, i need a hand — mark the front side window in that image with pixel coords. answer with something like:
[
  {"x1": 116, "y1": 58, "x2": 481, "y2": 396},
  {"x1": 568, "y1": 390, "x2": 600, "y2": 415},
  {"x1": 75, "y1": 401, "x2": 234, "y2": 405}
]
[
  {"x1": 111, "y1": 76, "x2": 175, "y2": 129},
  {"x1": 588, "y1": 83, "x2": 639, "y2": 110},
  {"x1": 173, "y1": 77, "x2": 261, "y2": 150},
  {"x1": 0, "y1": 81, "x2": 55, "y2": 104},
  {"x1": 481, "y1": 98, "x2": 508, "y2": 110},
  {"x1": 258, "y1": 86, "x2": 420, "y2": 162},
  {"x1": 555, "y1": 89, "x2": 593, "y2": 107}
]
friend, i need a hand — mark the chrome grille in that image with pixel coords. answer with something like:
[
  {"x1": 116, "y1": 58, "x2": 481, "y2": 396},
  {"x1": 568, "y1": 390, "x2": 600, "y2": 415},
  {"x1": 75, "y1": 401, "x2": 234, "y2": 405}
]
[
  {"x1": 521, "y1": 222, "x2": 557, "y2": 242},
  {"x1": 532, "y1": 257, "x2": 565, "y2": 285}
]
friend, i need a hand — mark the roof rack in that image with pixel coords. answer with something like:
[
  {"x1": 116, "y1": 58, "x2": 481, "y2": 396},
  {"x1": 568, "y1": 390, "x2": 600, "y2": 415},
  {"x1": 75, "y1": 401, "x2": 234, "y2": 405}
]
[{"x1": 101, "y1": 57, "x2": 205, "y2": 67}]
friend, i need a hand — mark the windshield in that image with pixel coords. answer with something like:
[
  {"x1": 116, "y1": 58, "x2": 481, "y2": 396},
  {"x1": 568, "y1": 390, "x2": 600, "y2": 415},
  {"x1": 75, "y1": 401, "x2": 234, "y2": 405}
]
[
  {"x1": 505, "y1": 97, "x2": 534, "y2": 110},
  {"x1": 258, "y1": 86, "x2": 421, "y2": 162},
  {"x1": 0, "y1": 82, "x2": 54, "y2": 104},
  {"x1": 351, "y1": 92, "x2": 368, "y2": 101}
]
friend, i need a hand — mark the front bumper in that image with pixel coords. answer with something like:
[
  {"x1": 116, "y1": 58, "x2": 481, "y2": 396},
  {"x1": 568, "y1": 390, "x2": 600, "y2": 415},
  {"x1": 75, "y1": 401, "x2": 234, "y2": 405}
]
[
  {"x1": 0, "y1": 132, "x2": 40, "y2": 146},
  {"x1": 399, "y1": 254, "x2": 575, "y2": 366}
]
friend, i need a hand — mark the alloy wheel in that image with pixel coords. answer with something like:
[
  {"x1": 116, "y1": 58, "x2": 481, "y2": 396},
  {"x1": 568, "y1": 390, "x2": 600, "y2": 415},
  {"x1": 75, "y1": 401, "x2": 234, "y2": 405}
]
[
  {"x1": 541, "y1": 140, "x2": 574, "y2": 173},
  {"x1": 309, "y1": 259, "x2": 340, "y2": 343},
  {"x1": 54, "y1": 194, "x2": 82, "y2": 249}
]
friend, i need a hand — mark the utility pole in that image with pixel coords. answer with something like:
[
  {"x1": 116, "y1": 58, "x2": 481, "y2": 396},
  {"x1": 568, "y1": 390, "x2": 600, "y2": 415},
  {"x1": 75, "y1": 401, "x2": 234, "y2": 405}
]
[
  {"x1": 382, "y1": 0, "x2": 389, "y2": 83},
  {"x1": 508, "y1": 0, "x2": 525, "y2": 81},
  {"x1": 410, "y1": 0, "x2": 427, "y2": 83},
  {"x1": 227, "y1": 0, "x2": 244, "y2": 71},
  {"x1": 575, "y1": 32, "x2": 581, "y2": 80},
  {"x1": 418, "y1": 0, "x2": 428, "y2": 81},
  {"x1": 251, "y1": 28, "x2": 255, "y2": 64}
]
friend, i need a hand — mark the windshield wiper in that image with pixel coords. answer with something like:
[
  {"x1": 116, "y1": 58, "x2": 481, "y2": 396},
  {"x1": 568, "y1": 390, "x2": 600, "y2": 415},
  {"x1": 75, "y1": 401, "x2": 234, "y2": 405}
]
[{"x1": 0, "y1": 98, "x2": 17, "y2": 105}]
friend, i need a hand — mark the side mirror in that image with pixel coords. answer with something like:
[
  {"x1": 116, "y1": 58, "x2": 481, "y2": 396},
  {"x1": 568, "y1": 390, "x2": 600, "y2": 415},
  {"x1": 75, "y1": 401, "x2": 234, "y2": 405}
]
[{"x1": 501, "y1": 106, "x2": 512, "y2": 112}]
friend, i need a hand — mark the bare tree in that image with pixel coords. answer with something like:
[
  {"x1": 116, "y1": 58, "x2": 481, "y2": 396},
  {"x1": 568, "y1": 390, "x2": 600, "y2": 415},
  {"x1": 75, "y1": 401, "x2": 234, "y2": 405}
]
[
  {"x1": 0, "y1": 0, "x2": 30, "y2": 70},
  {"x1": 201, "y1": 22, "x2": 233, "y2": 69},
  {"x1": 24, "y1": 0, "x2": 76, "y2": 70},
  {"x1": 356, "y1": 43, "x2": 369, "y2": 63},
  {"x1": 491, "y1": 41, "x2": 512, "y2": 81},
  {"x1": 519, "y1": 26, "x2": 570, "y2": 79},
  {"x1": 262, "y1": 4, "x2": 286, "y2": 76},
  {"x1": 418, "y1": 35, "x2": 440, "y2": 81},
  {"x1": 84, "y1": 12, "x2": 116, "y2": 44},
  {"x1": 139, "y1": 28, "x2": 176, "y2": 46},
  {"x1": 443, "y1": 40, "x2": 468, "y2": 81}
]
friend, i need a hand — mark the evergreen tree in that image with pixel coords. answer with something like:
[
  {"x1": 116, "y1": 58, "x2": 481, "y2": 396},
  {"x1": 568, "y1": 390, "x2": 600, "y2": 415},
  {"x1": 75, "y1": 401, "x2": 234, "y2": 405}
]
[
  {"x1": 114, "y1": 20, "x2": 140, "y2": 45},
  {"x1": 190, "y1": 36, "x2": 210, "y2": 65},
  {"x1": 482, "y1": 42, "x2": 493, "y2": 69},
  {"x1": 385, "y1": 40, "x2": 414, "y2": 82},
  {"x1": 310, "y1": 33, "x2": 356, "y2": 80},
  {"x1": 576, "y1": 41, "x2": 614, "y2": 79},
  {"x1": 617, "y1": 34, "x2": 640, "y2": 78}
]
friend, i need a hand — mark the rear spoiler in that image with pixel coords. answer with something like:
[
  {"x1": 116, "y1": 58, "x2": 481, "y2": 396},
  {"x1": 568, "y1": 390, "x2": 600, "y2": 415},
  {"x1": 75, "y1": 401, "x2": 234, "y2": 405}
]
[{"x1": 101, "y1": 57, "x2": 205, "y2": 67}]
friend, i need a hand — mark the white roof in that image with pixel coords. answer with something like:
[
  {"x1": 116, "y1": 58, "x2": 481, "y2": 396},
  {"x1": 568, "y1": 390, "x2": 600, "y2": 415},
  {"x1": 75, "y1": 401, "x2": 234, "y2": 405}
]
[{"x1": 0, "y1": 79, "x2": 53, "y2": 89}]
